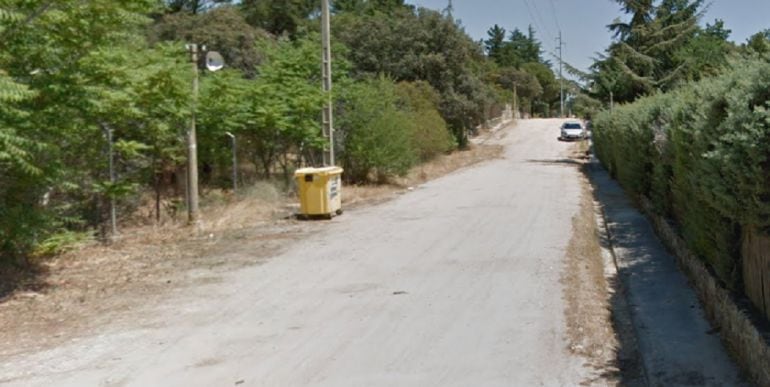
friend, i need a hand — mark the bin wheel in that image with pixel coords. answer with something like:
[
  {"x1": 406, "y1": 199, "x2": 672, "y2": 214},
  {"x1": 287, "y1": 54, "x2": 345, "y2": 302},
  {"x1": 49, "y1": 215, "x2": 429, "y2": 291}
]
[{"x1": 336, "y1": 209, "x2": 343, "y2": 216}]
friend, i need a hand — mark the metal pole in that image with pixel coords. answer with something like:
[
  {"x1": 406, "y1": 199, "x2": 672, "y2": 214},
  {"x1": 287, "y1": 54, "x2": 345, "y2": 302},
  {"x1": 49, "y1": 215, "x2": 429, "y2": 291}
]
[
  {"x1": 186, "y1": 43, "x2": 200, "y2": 224},
  {"x1": 226, "y1": 132, "x2": 237, "y2": 192},
  {"x1": 557, "y1": 30, "x2": 565, "y2": 118},
  {"x1": 321, "y1": 0, "x2": 334, "y2": 166}
]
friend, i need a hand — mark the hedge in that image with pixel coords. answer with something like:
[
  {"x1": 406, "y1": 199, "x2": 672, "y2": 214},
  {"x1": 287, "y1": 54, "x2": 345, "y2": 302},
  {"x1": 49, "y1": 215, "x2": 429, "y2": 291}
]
[{"x1": 593, "y1": 58, "x2": 770, "y2": 290}]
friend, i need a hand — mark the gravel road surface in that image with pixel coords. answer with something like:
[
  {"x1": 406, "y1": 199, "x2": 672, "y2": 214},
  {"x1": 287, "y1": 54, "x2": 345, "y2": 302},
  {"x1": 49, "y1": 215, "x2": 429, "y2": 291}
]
[{"x1": 3, "y1": 119, "x2": 608, "y2": 386}]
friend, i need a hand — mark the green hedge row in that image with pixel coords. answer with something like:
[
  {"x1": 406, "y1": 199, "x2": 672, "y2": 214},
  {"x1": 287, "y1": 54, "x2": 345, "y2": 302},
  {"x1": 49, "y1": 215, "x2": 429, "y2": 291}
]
[{"x1": 593, "y1": 58, "x2": 770, "y2": 290}]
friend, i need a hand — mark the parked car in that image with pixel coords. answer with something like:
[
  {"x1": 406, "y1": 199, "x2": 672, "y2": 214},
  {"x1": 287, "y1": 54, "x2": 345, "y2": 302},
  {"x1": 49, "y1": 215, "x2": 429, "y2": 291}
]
[{"x1": 560, "y1": 121, "x2": 586, "y2": 141}]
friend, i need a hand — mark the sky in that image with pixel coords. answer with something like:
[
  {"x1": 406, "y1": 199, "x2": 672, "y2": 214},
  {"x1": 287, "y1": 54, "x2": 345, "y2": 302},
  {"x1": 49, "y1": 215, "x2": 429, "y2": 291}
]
[{"x1": 405, "y1": 0, "x2": 770, "y2": 73}]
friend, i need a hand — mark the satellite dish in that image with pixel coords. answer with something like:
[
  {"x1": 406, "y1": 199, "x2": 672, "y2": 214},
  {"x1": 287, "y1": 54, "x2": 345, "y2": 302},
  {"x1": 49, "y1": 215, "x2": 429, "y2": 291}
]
[{"x1": 205, "y1": 51, "x2": 224, "y2": 72}]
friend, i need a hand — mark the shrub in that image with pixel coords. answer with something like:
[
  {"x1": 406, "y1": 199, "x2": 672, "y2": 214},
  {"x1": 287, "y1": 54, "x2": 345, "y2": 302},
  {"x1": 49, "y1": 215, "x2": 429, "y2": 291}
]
[
  {"x1": 593, "y1": 58, "x2": 770, "y2": 289},
  {"x1": 396, "y1": 81, "x2": 455, "y2": 161},
  {"x1": 337, "y1": 77, "x2": 418, "y2": 182}
]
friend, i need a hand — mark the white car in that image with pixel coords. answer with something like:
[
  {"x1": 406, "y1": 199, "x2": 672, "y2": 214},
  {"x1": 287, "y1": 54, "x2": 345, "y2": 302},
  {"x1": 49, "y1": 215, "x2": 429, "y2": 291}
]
[{"x1": 560, "y1": 121, "x2": 586, "y2": 141}]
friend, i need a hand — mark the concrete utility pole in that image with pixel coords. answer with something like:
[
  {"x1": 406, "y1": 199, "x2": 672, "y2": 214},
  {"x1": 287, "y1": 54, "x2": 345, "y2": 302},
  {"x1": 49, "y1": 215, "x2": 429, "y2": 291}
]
[
  {"x1": 186, "y1": 43, "x2": 200, "y2": 224},
  {"x1": 102, "y1": 124, "x2": 117, "y2": 237},
  {"x1": 226, "y1": 132, "x2": 237, "y2": 192},
  {"x1": 513, "y1": 83, "x2": 518, "y2": 119},
  {"x1": 556, "y1": 31, "x2": 565, "y2": 118},
  {"x1": 321, "y1": 0, "x2": 334, "y2": 166}
]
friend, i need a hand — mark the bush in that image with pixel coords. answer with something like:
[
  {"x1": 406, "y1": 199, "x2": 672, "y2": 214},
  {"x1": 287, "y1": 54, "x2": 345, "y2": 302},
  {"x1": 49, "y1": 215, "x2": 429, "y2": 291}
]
[
  {"x1": 396, "y1": 81, "x2": 455, "y2": 161},
  {"x1": 593, "y1": 58, "x2": 770, "y2": 289},
  {"x1": 336, "y1": 77, "x2": 456, "y2": 183},
  {"x1": 337, "y1": 77, "x2": 418, "y2": 182}
]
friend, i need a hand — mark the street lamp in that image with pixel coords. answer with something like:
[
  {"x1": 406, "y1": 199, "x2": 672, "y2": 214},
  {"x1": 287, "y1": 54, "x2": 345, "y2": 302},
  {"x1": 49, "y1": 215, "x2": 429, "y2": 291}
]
[{"x1": 184, "y1": 44, "x2": 224, "y2": 225}]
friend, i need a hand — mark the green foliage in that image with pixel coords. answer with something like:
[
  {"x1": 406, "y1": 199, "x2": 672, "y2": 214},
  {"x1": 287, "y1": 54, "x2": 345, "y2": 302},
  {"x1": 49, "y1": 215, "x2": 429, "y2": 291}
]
[
  {"x1": 0, "y1": 0, "x2": 164, "y2": 263},
  {"x1": 570, "y1": 93, "x2": 603, "y2": 120},
  {"x1": 164, "y1": 0, "x2": 232, "y2": 14},
  {"x1": 198, "y1": 35, "x2": 328, "y2": 180},
  {"x1": 337, "y1": 76, "x2": 418, "y2": 182},
  {"x1": 0, "y1": 0, "x2": 507, "y2": 265},
  {"x1": 240, "y1": 0, "x2": 317, "y2": 36},
  {"x1": 593, "y1": 58, "x2": 770, "y2": 289},
  {"x1": 150, "y1": 6, "x2": 267, "y2": 77},
  {"x1": 744, "y1": 29, "x2": 770, "y2": 54},
  {"x1": 590, "y1": 0, "x2": 733, "y2": 105},
  {"x1": 333, "y1": 6, "x2": 498, "y2": 146},
  {"x1": 395, "y1": 81, "x2": 454, "y2": 160},
  {"x1": 482, "y1": 22, "x2": 557, "y2": 117},
  {"x1": 33, "y1": 230, "x2": 94, "y2": 257}
]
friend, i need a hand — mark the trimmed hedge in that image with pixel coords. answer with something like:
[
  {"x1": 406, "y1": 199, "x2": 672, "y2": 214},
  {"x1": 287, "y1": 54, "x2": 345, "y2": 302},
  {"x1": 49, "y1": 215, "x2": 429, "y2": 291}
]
[{"x1": 593, "y1": 58, "x2": 770, "y2": 290}]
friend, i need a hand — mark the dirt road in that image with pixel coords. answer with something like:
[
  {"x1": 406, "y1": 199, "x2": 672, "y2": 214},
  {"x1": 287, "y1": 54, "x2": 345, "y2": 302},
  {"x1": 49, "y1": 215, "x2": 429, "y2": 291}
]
[{"x1": 2, "y1": 119, "x2": 609, "y2": 386}]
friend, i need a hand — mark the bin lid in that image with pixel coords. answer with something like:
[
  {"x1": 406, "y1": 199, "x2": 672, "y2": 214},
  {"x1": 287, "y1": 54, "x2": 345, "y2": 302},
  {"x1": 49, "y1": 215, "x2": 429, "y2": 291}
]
[{"x1": 294, "y1": 166, "x2": 344, "y2": 176}]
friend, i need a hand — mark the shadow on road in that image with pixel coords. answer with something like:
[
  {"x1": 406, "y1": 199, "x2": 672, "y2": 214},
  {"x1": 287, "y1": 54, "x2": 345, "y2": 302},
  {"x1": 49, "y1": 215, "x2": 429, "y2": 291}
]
[{"x1": 525, "y1": 158, "x2": 584, "y2": 167}]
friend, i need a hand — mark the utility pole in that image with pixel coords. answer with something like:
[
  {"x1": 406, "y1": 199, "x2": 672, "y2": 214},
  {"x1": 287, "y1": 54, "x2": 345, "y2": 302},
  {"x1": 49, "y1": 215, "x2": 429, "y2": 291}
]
[
  {"x1": 226, "y1": 132, "x2": 237, "y2": 192},
  {"x1": 556, "y1": 31, "x2": 565, "y2": 118},
  {"x1": 102, "y1": 124, "x2": 117, "y2": 237},
  {"x1": 321, "y1": 0, "x2": 334, "y2": 166},
  {"x1": 186, "y1": 43, "x2": 200, "y2": 224},
  {"x1": 513, "y1": 83, "x2": 518, "y2": 119}
]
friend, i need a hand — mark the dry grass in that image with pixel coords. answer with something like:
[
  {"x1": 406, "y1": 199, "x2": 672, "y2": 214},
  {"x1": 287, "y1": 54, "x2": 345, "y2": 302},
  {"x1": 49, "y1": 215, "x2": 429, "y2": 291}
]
[
  {"x1": 560, "y1": 144, "x2": 621, "y2": 385},
  {"x1": 0, "y1": 179, "x2": 309, "y2": 358}
]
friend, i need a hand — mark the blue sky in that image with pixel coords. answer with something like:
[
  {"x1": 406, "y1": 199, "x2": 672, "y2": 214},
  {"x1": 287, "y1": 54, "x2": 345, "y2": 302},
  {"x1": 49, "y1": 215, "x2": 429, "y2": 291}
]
[{"x1": 405, "y1": 0, "x2": 770, "y2": 72}]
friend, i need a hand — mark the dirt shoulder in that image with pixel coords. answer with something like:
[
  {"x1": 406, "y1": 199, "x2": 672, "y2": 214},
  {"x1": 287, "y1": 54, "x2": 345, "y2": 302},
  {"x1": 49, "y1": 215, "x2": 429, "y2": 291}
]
[
  {"x1": 0, "y1": 126, "x2": 507, "y2": 360},
  {"x1": 558, "y1": 142, "x2": 621, "y2": 386}
]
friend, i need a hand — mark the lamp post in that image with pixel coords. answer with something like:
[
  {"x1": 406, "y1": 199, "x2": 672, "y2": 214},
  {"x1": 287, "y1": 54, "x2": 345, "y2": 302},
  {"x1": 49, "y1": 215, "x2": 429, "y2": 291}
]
[
  {"x1": 184, "y1": 44, "x2": 224, "y2": 225},
  {"x1": 185, "y1": 43, "x2": 201, "y2": 224}
]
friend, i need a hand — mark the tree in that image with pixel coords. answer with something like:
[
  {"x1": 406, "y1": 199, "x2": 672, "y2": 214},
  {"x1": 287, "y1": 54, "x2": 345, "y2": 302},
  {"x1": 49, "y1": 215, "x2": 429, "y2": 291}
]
[
  {"x1": 337, "y1": 76, "x2": 417, "y2": 182},
  {"x1": 164, "y1": 0, "x2": 231, "y2": 14},
  {"x1": 0, "y1": 0, "x2": 161, "y2": 260},
  {"x1": 484, "y1": 24, "x2": 506, "y2": 60},
  {"x1": 592, "y1": 0, "x2": 724, "y2": 103},
  {"x1": 333, "y1": 6, "x2": 497, "y2": 147},
  {"x1": 745, "y1": 29, "x2": 770, "y2": 54},
  {"x1": 198, "y1": 35, "x2": 327, "y2": 181},
  {"x1": 150, "y1": 6, "x2": 268, "y2": 77},
  {"x1": 333, "y1": 0, "x2": 413, "y2": 14},
  {"x1": 521, "y1": 62, "x2": 558, "y2": 116},
  {"x1": 240, "y1": 0, "x2": 317, "y2": 37}
]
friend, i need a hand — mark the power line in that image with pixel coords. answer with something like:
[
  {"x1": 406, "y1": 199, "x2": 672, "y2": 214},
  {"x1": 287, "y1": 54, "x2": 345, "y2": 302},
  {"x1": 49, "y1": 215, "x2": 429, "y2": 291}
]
[
  {"x1": 556, "y1": 31, "x2": 566, "y2": 117},
  {"x1": 521, "y1": 0, "x2": 551, "y2": 42},
  {"x1": 521, "y1": 0, "x2": 553, "y2": 44},
  {"x1": 547, "y1": 0, "x2": 561, "y2": 32},
  {"x1": 529, "y1": 0, "x2": 554, "y2": 41}
]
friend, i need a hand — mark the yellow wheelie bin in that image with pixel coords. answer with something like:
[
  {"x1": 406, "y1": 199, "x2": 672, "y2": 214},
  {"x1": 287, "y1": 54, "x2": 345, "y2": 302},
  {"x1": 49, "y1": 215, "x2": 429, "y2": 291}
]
[{"x1": 294, "y1": 166, "x2": 343, "y2": 218}]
